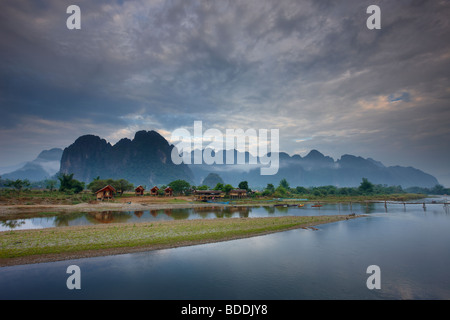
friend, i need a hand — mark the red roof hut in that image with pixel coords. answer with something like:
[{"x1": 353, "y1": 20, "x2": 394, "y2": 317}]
[
  {"x1": 95, "y1": 185, "x2": 116, "y2": 201},
  {"x1": 135, "y1": 185, "x2": 145, "y2": 196},
  {"x1": 150, "y1": 186, "x2": 159, "y2": 196},
  {"x1": 164, "y1": 187, "x2": 174, "y2": 197}
]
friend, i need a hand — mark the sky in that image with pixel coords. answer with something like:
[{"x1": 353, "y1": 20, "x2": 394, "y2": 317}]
[{"x1": 0, "y1": 0, "x2": 449, "y2": 186}]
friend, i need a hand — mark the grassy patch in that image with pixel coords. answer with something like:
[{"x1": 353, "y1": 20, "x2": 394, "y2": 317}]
[{"x1": 0, "y1": 215, "x2": 356, "y2": 261}]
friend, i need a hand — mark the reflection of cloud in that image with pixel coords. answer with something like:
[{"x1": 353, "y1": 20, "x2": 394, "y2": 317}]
[{"x1": 381, "y1": 275, "x2": 450, "y2": 300}]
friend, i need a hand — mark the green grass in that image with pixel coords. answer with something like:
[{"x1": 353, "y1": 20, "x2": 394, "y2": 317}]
[
  {"x1": 0, "y1": 190, "x2": 96, "y2": 205},
  {"x1": 0, "y1": 215, "x2": 356, "y2": 261}
]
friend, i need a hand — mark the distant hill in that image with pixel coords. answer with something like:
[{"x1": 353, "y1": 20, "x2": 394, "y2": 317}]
[
  {"x1": 2, "y1": 148, "x2": 62, "y2": 181},
  {"x1": 187, "y1": 149, "x2": 439, "y2": 189},
  {"x1": 8, "y1": 131, "x2": 439, "y2": 189},
  {"x1": 59, "y1": 130, "x2": 194, "y2": 186},
  {"x1": 201, "y1": 173, "x2": 225, "y2": 188}
]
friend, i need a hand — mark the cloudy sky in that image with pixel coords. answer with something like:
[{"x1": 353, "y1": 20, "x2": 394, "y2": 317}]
[{"x1": 1, "y1": 0, "x2": 449, "y2": 185}]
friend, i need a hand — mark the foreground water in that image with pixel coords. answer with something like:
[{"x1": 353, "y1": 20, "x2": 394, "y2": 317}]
[{"x1": 0, "y1": 197, "x2": 449, "y2": 299}]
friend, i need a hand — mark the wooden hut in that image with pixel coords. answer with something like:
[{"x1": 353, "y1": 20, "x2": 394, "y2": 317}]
[
  {"x1": 194, "y1": 190, "x2": 224, "y2": 201},
  {"x1": 150, "y1": 186, "x2": 159, "y2": 196},
  {"x1": 229, "y1": 189, "x2": 247, "y2": 199},
  {"x1": 164, "y1": 187, "x2": 174, "y2": 197},
  {"x1": 95, "y1": 185, "x2": 116, "y2": 201},
  {"x1": 135, "y1": 185, "x2": 145, "y2": 196}
]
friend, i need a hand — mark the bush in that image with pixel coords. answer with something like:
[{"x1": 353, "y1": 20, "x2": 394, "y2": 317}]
[{"x1": 58, "y1": 173, "x2": 84, "y2": 194}]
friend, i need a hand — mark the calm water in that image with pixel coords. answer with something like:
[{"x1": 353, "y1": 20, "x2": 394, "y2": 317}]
[
  {"x1": 0, "y1": 197, "x2": 449, "y2": 300},
  {"x1": 1, "y1": 198, "x2": 446, "y2": 231}
]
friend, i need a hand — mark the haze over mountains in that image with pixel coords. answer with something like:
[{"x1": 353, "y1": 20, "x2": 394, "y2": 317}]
[
  {"x1": 1, "y1": 148, "x2": 62, "y2": 181},
  {"x1": 188, "y1": 148, "x2": 439, "y2": 189},
  {"x1": 2, "y1": 130, "x2": 440, "y2": 189}
]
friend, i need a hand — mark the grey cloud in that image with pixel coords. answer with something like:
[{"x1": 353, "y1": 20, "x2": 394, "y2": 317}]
[{"x1": 0, "y1": 0, "x2": 449, "y2": 184}]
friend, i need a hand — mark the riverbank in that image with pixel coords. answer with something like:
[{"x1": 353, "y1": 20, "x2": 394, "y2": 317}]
[
  {"x1": 0, "y1": 192, "x2": 428, "y2": 218},
  {"x1": 0, "y1": 201, "x2": 223, "y2": 219},
  {"x1": 0, "y1": 214, "x2": 360, "y2": 267}
]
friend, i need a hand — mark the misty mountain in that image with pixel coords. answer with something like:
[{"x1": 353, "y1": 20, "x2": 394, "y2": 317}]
[
  {"x1": 0, "y1": 162, "x2": 27, "y2": 175},
  {"x1": 9, "y1": 131, "x2": 439, "y2": 189},
  {"x1": 1, "y1": 148, "x2": 62, "y2": 181},
  {"x1": 186, "y1": 149, "x2": 439, "y2": 189},
  {"x1": 201, "y1": 173, "x2": 225, "y2": 188},
  {"x1": 59, "y1": 130, "x2": 194, "y2": 186}
]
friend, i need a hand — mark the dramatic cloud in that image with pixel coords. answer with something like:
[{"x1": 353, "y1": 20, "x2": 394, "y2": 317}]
[{"x1": 1, "y1": 0, "x2": 449, "y2": 185}]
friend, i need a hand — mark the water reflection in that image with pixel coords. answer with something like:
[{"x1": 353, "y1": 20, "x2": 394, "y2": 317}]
[
  {"x1": 1, "y1": 219, "x2": 25, "y2": 229},
  {"x1": 1, "y1": 200, "x2": 449, "y2": 232},
  {"x1": 53, "y1": 212, "x2": 86, "y2": 227},
  {"x1": 85, "y1": 211, "x2": 133, "y2": 224},
  {"x1": 1, "y1": 204, "x2": 450, "y2": 300}
]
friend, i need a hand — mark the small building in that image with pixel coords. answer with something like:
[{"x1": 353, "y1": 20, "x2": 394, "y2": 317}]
[
  {"x1": 194, "y1": 190, "x2": 225, "y2": 201},
  {"x1": 95, "y1": 185, "x2": 116, "y2": 201},
  {"x1": 229, "y1": 189, "x2": 247, "y2": 199},
  {"x1": 150, "y1": 186, "x2": 159, "y2": 196},
  {"x1": 135, "y1": 185, "x2": 145, "y2": 196},
  {"x1": 165, "y1": 187, "x2": 174, "y2": 197}
]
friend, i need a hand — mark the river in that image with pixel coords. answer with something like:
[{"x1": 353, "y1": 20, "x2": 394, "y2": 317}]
[{"x1": 0, "y1": 197, "x2": 449, "y2": 299}]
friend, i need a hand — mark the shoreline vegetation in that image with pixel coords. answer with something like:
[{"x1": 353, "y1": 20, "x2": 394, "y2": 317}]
[
  {"x1": 0, "y1": 190, "x2": 428, "y2": 215},
  {"x1": 0, "y1": 215, "x2": 361, "y2": 267},
  {"x1": 0, "y1": 193, "x2": 428, "y2": 221}
]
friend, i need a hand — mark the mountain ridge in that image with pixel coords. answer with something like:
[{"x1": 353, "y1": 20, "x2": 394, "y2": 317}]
[
  {"x1": 59, "y1": 130, "x2": 194, "y2": 186},
  {"x1": 1, "y1": 131, "x2": 440, "y2": 188}
]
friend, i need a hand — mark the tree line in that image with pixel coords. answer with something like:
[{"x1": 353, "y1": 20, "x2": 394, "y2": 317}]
[
  {"x1": 1, "y1": 174, "x2": 448, "y2": 197},
  {"x1": 260, "y1": 178, "x2": 450, "y2": 197}
]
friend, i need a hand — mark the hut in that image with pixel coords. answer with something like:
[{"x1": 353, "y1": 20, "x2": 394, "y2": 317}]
[
  {"x1": 194, "y1": 190, "x2": 224, "y2": 201},
  {"x1": 135, "y1": 185, "x2": 145, "y2": 196},
  {"x1": 229, "y1": 189, "x2": 247, "y2": 199},
  {"x1": 95, "y1": 185, "x2": 116, "y2": 201},
  {"x1": 164, "y1": 187, "x2": 174, "y2": 197},
  {"x1": 150, "y1": 186, "x2": 159, "y2": 196}
]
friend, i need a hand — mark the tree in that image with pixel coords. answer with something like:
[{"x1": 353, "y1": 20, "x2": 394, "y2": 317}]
[
  {"x1": 168, "y1": 179, "x2": 191, "y2": 195},
  {"x1": 58, "y1": 173, "x2": 84, "y2": 194},
  {"x1": 431, "y1": 184, "x2": 445, "y2": 195},
  {"x1": 87, "y1": 179, "x2": 110, "y2": 193},
  {"x1": 223, "y1": 184, "x2": 234, "y2": 194},
  {"x1": 46, "y1": 179, "x2": 58, "y2": 192},
  {"x1": 265, "y1": 183, "x2": 275, "y2": 193},
  {"x1": 358, "y1": 178, "x2": 374, "y2": 195},
  {"x1": 279, "y1": 178, "x2": 289, "y2": 189},
  {"x1": 238, "y1": 181, "x2": 249, "y2": 191},
  {"x1": 295, "y1": 186, "x2": 308, "y2": 194},
  {"x1": 5, "y1": 179, "x2": 30, "y2": 192},
  {"x1": 114, "y1": 179, "x2": 134, "y2": 195},
  {"x1": 214, "y1": 183, "x2": 224, "y2": 191},
  {"x1": 274, "y1": 186, "x2": 287, "y2": 197}
]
